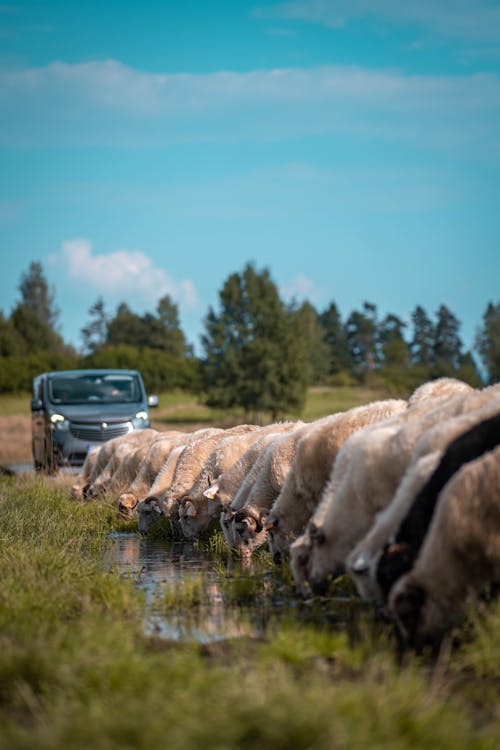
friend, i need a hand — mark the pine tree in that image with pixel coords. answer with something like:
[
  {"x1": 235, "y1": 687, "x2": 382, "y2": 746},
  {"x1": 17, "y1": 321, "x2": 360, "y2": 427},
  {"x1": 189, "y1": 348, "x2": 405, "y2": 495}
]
[
  {"x1": 319, "y1": 302, "x2": 353, "y2": 374},
  {"x1": 475, "y1": 301, "x2": 500, "y2": 383},
  {"x1": 379, "y1": 313, "x2": 410, "y2": 368},
  {"x1": 10, "y1": 261, "x2": 69, "y2": 355},
  {"x1": 345, "y1": 302, "x2": 378, "y2": 373},
  {"x1": 410, "y1": 305, "x2": 434, "y2": 367},
  {"x1": 433, "y1": 304, "x2": 463, "y2": 374}
]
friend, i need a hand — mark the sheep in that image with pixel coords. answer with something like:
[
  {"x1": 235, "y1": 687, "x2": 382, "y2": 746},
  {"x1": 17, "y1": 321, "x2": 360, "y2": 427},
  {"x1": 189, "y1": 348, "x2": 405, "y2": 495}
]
[
  {"x1": 178, "y1": 422, "x2": 299, "y2": 540},
  {"x1": 139, "y1": 425, "x2": 258, "y2": 535},
  {"x1": 303, "y1": 385, "x2": 499, "y2": 595},
  {"x1": 72, "y1": 428, "x2": 158, "y2": 500},
  {"x1": 407, "y1": 377, "x2": 472, "y2": 408},
  {"x1": 117, "y1": 430, "x2": 188, "y2": 518},
  {"x1": 85, "y1": 429, "x2": 160, "y2": 500},
  {"x1": 266, "y1": 398, "x2": 408, "y2": 563},
  {"x1": 388, "y1": 444, "x2": 500, "y2": 651},
  {"x1": 70, "y1": 445, "x2": 101, "y2": 501},
  {"x1": 229, "y1": 417, "x2": 347, "y2": 558},
  {"x1": 348, "y1": 401, "x2": 500, "y2": 606},
  {"x1": 137, "y1": 443, "x2": 188, "y2": 534}
]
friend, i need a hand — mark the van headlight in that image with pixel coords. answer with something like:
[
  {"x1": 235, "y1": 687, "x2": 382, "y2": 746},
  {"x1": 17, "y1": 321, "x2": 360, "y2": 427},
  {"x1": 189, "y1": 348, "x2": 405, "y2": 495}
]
[
  {"x1": 50, "y1": 413, "x2": 70, "y2": 430},
  {"x1": 131, "y1": 411, "x2": 149, "y2": 429}
]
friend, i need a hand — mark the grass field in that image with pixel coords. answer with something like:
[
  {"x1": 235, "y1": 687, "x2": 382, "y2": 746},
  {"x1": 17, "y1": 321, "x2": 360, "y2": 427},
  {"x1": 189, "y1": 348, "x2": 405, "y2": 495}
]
[{"x1": 1, "y1": 473, "x2": 500, "y2": 749}]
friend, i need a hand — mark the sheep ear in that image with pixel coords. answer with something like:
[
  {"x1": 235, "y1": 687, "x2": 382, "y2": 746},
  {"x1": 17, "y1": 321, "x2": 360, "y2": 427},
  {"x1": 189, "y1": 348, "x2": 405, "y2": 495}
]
[{"x1": 204, "y1": 482, "x2": 220, "y2": 500}]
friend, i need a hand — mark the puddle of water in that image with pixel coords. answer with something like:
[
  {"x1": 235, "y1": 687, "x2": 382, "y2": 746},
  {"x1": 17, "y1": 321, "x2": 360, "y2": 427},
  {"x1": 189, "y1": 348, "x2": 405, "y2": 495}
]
[{"x1": 107, "y1": 533, "x2": 267, "y2": 643}]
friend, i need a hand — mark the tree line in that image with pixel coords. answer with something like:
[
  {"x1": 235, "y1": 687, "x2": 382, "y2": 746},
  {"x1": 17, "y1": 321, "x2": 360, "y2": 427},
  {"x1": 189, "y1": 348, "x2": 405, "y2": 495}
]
[{"x1": 1, "y1": 261, "x2": 499, "y2": 418}]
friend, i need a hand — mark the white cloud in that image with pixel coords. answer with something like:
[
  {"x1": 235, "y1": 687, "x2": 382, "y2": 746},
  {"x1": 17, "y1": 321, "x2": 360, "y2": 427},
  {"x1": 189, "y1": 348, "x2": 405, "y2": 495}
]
[
  {"x1": 255, "y1": 1, "x2": 500, "y2": 41},
  {"x1": 49, "y1": 238, "x2": 199, "y2": 311},
  {"x1": 1, "y1": 59, "x2": 499, "y2": 155},
  {"x1": 281, "y1": 273, "x2": 324, "y2": 304}
]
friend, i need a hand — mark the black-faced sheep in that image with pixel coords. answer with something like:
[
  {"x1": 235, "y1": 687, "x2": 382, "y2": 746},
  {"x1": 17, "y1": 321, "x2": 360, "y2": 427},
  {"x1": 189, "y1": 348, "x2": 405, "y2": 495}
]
[
  {"x1": 388, "y1": 444, "x2": 500, "y2": 650},
  {"x1": 349, "y1": 404, "x2": 500, "y2": 606},
  {"x1": 304, "y1": 386, "x2": 498, "y2": 595}
]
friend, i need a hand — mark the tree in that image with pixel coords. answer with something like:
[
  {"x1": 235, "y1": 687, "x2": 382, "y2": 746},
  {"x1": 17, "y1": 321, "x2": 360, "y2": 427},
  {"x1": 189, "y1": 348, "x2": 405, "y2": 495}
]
[
  {"x1": 410, "y1": 305, "x2": 434, "y2": 367},
  {"x1": 0, "y1": 311, "x2": 25, "y2": 357},
  {"x1": 293, "y1": 301, "x2": 330, "y2": 384},
  {"x1": 475, "y1": 301, "x2": 500, "y2": 383},
  {"x1": 18, "y1": 261, "x2": 60, "y2": 330},
  {"x1": 104, "y1": 296, "x2": 189, "y2": 356},
  {"x1": 378, "y1": 313, "x2": 410, "y2": 368},
  {"x1": 201, "y1": 263, "x2": 309, "y2": 420},
  {"x1": 150, "y1": 295, "x2": 189, "y2": 357},
  {"x1": 10, "y1": 261, "x2": 71, "y2": 356},
  {"x1": 345, "y1": 302, "x2": 379, "y2": 373},
  {"x1": 319, "y1": 302, "x2": 353, "y2": 375},
  {"x1": 433, "y1": 304, "x2": 463, "y2": 374},
  {"x1": 81, "y1": 296, "x2": 109, "y2": 354}
]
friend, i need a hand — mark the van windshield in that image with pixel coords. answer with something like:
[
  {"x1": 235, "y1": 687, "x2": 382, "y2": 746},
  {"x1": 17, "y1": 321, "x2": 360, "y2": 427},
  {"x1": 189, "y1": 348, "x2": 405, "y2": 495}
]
[{"x1": 48, "y1": 374, "x2": 142, "y2": 405}]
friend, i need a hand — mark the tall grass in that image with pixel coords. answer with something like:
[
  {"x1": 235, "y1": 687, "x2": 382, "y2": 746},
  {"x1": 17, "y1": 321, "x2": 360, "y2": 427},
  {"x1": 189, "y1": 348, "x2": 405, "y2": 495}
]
[{"x1": 2, "y1": 474, "x2": 500, "y2": 749}]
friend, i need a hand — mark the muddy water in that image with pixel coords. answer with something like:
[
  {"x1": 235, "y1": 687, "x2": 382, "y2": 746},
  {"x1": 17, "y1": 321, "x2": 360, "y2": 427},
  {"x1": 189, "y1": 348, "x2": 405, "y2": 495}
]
[{"x1": 107, "y1": 533, "x2": 269, "y2": 643}]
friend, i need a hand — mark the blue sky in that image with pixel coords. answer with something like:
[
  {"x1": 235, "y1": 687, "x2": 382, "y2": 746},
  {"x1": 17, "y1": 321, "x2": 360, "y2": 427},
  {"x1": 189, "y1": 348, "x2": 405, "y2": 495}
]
[{"x1": 1, "y1": 1, "x2": 499, "y2": 357}]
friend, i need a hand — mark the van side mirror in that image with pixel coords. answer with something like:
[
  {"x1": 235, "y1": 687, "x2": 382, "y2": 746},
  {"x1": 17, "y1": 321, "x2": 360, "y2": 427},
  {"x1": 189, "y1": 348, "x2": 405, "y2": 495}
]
[
  {"x1": 31, "y1": 398, "x2": 43, "y2": 411},
  {"x1": 147, "y1": 394, "x2": 159, "y2": 408}
]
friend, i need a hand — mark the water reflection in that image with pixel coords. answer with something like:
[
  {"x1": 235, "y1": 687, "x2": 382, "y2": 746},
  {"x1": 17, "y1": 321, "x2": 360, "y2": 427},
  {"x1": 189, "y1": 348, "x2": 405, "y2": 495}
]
[{"x1": 108, "y1": 533, "x2": 263, "y2": 643}]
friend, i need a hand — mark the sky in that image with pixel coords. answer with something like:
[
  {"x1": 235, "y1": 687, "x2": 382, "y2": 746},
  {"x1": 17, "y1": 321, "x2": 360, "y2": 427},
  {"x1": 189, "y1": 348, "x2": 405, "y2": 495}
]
[{"x1": 1, "y1": 0, "x2": 499, "y2": 358}]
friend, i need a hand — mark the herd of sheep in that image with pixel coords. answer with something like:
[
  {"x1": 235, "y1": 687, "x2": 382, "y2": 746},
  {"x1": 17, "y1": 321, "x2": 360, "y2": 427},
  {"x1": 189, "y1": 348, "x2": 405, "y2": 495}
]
[{"x1": 71, "y1": 377, "x2": 500, "y2": 651}]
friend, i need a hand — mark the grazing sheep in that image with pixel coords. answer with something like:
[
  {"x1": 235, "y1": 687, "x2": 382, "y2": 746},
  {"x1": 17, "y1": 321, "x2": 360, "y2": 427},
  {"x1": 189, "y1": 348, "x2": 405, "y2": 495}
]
[
  {"x1": 388, "y1": 444, "x2": 500, "y2": 650},
  {"x1": 70, "y1": 445, "x2": 101, "y2": 501},
  {"x1": 85, "y1": 430, "x2": 159, "y2": 499},
  {"x1": 214, "y1": 428, "x2": 302, "y2": 547},
  {"x1": 140, "y1": 425, "x2": 257, "y2": 535},
  {"x1": 229, "y1": 417, "x2": 345, "y2": 558},
  {"x1": 266, "y1": 398, "x2": 407, "y2": 563},
  {"x1": 137, "y1": 443, "x2": 187, "y2": 534},
  {"x1": 179, "y1": 423, "x2": 298, "y2": 539},
  {"x1": 117, "y1": 431, "x2": 187, "y2": 518},
  {"x1": 407, "y1": 377, "x2": 472, "y2": 408},
  {"x1": 348, "y1": 402, "x2": 500, "y2": 606},
  {"x1": 73, "y1": 428, "x2": 158, "y2": 501},
  {"x1": 304, "y1": 385, "x2": 498, "y2": 595}
]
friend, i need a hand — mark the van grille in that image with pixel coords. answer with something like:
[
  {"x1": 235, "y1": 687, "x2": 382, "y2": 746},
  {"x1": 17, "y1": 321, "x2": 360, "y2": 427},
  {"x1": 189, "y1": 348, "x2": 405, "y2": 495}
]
[{"x1": 70, "y1": 422, "x2": 132, "y2": 442}]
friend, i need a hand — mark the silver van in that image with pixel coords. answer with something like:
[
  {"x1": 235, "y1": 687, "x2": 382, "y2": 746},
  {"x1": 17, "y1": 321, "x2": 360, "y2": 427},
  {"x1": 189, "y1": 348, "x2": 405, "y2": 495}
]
[{"x1": 31, "y1": 369, "x2": 158, "y2": 472}]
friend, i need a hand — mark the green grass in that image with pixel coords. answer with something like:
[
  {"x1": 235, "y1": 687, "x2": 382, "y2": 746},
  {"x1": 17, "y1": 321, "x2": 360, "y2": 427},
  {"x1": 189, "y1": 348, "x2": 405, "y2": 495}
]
[{"x1": 2, "y1": 474, "x2": 500, "y2": 749}]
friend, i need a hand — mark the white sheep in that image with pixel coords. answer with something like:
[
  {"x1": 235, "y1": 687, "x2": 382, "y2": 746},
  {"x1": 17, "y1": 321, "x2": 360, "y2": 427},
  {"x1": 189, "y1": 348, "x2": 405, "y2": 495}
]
[
  {"x1": 388, "y1": 443, "x2": 500, "y2": 650},
  {"x1": 117, "y1": 431, "x2": 188, "y2": 518},
  {"x1": 266, "y1": 398, "x2": 407, "y2": 563},
  {"x1": 137, "y1": 443, "x2": 187, "y2": 534},
  {"x1": 140, "y1": 425, "x2": 257, "y2": 535},
  {"x1": 70, "y1": 445, "x2": 101, "y2": 501},
  {"x1": 304, "y1": 386, "x2": 497, "y2": 595},
  {"x1": 179, "y1": 423, "x2": 299, "y2": 539},
  {"x1": 78, "y1": 428, "x2": 159, "y2": 500},
  {"x1": 407, "y1": 377, "x2": 472, "y2": 408},
  {"x1": 347, "y1": 396, "x2": 500, "y2": 606},
  {"x1": 227, "y1": 420, "x2": 324, "y2": 557},
  {"x1": 214, "y1": 428, "x2": 301, "y2": 547}
]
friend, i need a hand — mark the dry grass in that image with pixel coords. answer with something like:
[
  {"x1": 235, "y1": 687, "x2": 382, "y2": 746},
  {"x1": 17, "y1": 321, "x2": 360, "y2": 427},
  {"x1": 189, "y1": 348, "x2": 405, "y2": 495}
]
[{"x1": 0, "y1": 415, "x2": 31, "y2": 464}]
